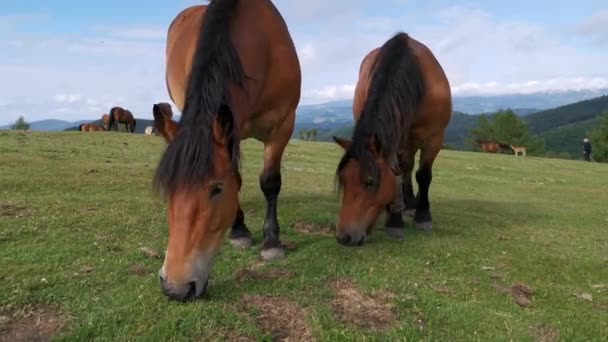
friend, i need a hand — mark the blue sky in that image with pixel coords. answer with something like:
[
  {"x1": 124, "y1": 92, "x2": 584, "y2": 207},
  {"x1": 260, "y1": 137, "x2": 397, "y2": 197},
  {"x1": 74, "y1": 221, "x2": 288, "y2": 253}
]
[{"x1": 1, "y1": 0, "x2": 607, "y2": 124}]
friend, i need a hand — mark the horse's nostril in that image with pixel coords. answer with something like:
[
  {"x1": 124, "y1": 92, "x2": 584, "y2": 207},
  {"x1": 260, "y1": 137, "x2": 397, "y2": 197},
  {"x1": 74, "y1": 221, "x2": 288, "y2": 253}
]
[
  {"x1": 357, "y1": 235, "x2": 366, "y2": 246},
  {"x1": 336, "y1": 233, "x2": 352, "y2": 245},
  {"x1": 184, "y1": 281, "x2": 197, "y2": 301}
]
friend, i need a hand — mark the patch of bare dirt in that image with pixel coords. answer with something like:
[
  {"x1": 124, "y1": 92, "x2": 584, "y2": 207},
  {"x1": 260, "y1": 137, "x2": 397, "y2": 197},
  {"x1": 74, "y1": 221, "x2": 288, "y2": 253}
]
[
  {"x1": 140, "y1": 247, "x2": 161, "y2": 259},
  {"x1": 81, "y1": 266, "x2": 94, "y2": 274},
  {"x1": 293, "y1": 222, "x2": 333, "y2": 237},
  {"x1": 493, "y1": 283, "x2": 534, "y2": 308},
  {"x1": 429, "y1": 283, "x2": 455, "y2": 296},
  {"x1": 530, "y1": 324, "x2": 560, "y2": 342},
  {"x1": 197, "y1": 331, "x2": 256, "y2": 342},
  {"x1": 574, "y1": 293, "x2": 593, "y2": 302},
  {"x1": 0, "y1": 307, "x2": 69, "y2": 342},
  {"x1": 235, "y1": 268, "x2": 294, "y2": 284},
  {"x1": 329, "y1": 279, "x2": 397, "y2": 331},
  {"x1": 240, "y1": 295, "x2": 313, "y2": 341},
  {"x1": 489, "y1": 272, "x2": 507, "y2": 281},
  {"x1": 0, "y1": 203, "x2": 31, "y2": 219},
  {"x1": 282, "y1": 240, "x2": 297, "y2": 251},
  {"x1": 131, "y1": 264, "x2": 150, "y2": 277}
]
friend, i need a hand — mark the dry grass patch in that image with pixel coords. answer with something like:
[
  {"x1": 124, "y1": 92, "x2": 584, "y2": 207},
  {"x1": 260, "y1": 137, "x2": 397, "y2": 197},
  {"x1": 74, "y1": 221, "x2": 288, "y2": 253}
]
[
  {"x1": 329, "y1": 279, "x2": 397, "y2": 331},
  {"x1": 240, "y1": 295, "x2": 313, "y2": 341},
  {"x1": 0, "y1": 307, "x2": 69, "y2": 342}
]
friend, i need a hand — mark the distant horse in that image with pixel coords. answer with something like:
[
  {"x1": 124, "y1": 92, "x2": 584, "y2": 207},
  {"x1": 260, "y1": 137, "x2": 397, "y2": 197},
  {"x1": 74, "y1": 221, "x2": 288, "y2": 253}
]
[
  {"x1": 79, "y1": 123, "x2": 105, "y2": 132},
  {"x1": 154, "y1": 102, "x2": 174, "y2": 120},
  {"x1": 145, "y1": 126, "x2": 157, "y2": 135},
  {"x1": 476, "y1": 140, "x2": 509, "y2": 153},
  {"x1": 154, "y1": 0, "x2": 301, "y2": 301},
  {"x1": 510, "y1": 145, "x2": 527, "y2": 157},
  {"x1": 101, "y1": 114, "x2": 111, "y2": 130},
  {"x1": 332, "y1": 32, "x2": 452, "y2": 246},
  {"x1": 108, "y1": 107, "x2": 136, "y2": 133}
]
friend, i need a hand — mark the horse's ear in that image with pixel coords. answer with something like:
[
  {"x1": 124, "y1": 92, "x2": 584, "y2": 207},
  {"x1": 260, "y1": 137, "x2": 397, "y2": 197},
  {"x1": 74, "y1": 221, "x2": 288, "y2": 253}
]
[
  {"x1": 212, "y1": 118, "x2": 228, "y2": 146},
  {"x1": 153, "y1": 104, "x2": 179, "y2": 144},
  {"x1": 369, "y1": 135, "x2": 382, "y2": 157},
  {"x1": 332, "y1": 136, "x2": 351, "y2": 150}
]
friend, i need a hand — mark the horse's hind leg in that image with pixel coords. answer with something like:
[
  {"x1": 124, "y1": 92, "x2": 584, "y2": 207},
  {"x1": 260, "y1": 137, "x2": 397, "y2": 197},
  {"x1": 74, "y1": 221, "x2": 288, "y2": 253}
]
[
  {"x1": 259, "y1": 113, "x2": 294, "y2": 261},
  {"x1": 414, "y1": 133, "x2": 443, "y2": 232},
  {"x1": 400, "y1": 147, "x2": 418, "y2": 217},
  {"x1": 384, "y1": 147, "x2": 416, "y2": 239},
  {"x1": 229, "y1": 174, "x2": 253, "y2": 248}
]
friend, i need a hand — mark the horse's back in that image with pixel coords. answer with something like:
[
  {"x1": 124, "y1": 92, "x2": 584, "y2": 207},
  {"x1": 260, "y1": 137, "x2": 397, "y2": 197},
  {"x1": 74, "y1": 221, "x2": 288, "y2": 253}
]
[
  {"x1": 354, "y1": 35, "x2": 452, "y2": 145},
  {"x1": 165, "y1": 0, "x2": 301, "y2": 141}
]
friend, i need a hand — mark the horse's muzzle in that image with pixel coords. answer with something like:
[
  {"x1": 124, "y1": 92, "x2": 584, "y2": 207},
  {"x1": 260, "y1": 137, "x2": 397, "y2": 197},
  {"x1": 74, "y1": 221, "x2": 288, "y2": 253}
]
[{"x1": 159, "y1": 275, "x2": 208, "y2": 302}]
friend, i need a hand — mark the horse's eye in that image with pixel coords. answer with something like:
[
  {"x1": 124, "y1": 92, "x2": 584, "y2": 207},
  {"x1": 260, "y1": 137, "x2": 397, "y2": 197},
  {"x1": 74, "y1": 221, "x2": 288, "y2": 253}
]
[
  {"x1": 365, "y1": 177, "x2": 375, "y2": 188},
  {"x1": 210, "y1": 184, "x2": 224, "y2": 198}
]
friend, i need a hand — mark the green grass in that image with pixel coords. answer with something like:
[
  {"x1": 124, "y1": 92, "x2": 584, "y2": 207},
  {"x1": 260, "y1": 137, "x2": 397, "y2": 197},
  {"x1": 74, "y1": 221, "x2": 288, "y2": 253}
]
[{"x1": 1, "y1": 130, "x2": 607, "y2": 341}]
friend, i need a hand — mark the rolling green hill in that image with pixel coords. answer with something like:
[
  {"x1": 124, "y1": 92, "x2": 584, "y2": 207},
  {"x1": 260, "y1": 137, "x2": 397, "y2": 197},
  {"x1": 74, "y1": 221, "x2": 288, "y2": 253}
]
[
  {"x1": 0, "y1": 131, "x2": 606, "y2": 340},
  {"x1": 526, "y1": 95, "x2": 608, "y2": 133},
  {"x1": 539, "y1": 117, "x2": 601, "y2": 157}
]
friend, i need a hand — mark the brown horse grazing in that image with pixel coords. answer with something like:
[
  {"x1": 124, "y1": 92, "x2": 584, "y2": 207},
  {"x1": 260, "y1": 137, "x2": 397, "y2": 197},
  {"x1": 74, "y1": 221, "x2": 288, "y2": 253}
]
[
  {"x1": 102, "y1": 114, "x2": 111, "y2": 131},
  {"x1": 79, "y1": 123, "x2": 105, "y2": 132},
  {"x1": 154, "y1": 0, "x2": 301, "y2": 301},
  {"x1": 476, "y1": 140, "x2": 509, "y2": 153},
  {"x1": 108, "y1": 107, "x2": 136, "y2": 133},
  {"x1": 333, "y1": 32, "x2": 452, "y2": 246}
]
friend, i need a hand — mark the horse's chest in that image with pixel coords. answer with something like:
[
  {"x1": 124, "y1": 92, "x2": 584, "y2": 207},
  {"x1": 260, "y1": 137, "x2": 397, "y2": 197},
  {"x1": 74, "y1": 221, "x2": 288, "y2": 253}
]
[{"x1": 241, "y1": 115, "x2": 281, "y2": 142}]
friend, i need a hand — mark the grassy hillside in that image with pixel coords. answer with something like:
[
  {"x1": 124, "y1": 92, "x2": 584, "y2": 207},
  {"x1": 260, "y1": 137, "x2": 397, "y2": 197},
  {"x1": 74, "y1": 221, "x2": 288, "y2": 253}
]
[{"x1": 1, "y1": 131, "x2": 607, "y2": 340}]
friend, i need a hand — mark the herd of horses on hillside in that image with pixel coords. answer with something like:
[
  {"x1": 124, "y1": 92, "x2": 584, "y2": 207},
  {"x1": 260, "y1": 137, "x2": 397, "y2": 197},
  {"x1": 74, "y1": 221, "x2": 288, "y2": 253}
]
[
  {"x1": 72, "y1": 0, "x2": 527, "y2": 301},
  {"x1": 78, "y1": 106, "x2": 153, "y2": 134}
]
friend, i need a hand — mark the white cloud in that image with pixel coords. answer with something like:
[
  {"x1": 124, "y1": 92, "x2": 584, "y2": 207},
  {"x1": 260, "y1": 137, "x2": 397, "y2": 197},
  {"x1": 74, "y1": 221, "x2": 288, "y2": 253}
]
[
  {"x1": 452, "y1": 77, "x2": 608, "y2": 96},
  {"x1": 305, "y1": 84, "x2": 356, "y2": 103},
  {"x1": 577, "y1": 10, "x2": 608, "y2": 45},
  {"x1": 2, "y1": 3, "x2": 608, "y2": 125},
  {"x1": 97, "y1": 26, "x2": 167, "y2": 40},
  {"x1": 54, "y1": 94, "x2": 83, "y2": 104}
]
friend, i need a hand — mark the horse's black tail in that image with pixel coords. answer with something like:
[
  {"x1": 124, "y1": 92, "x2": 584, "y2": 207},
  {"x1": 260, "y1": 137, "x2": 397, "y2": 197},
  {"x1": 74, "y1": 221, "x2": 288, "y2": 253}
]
[
  {"x1": 357, "y1": 32, "x2": 425, "y2": 157},
  {"x1": 108, "y1": 107, "x2": 116, "y2": 131},
  {"x1": 78, "y1": 124, "x2": 84, "y2": 131},
  {"x1": 132, "y1": 118, "x2": 137, "y2": 133}
]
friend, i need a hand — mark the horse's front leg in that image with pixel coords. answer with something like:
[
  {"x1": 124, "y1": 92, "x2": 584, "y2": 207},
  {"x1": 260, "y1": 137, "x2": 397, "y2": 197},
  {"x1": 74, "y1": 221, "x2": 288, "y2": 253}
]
[{"x1": 259, "y1": 129, "x2": 291, "y2": 261}]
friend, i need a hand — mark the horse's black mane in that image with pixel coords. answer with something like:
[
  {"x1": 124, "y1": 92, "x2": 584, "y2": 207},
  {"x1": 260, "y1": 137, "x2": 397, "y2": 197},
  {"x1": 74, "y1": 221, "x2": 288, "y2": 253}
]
[
  {"x1": 154, "y1": 0, "x2": 245, "y2": 195},
  {"x1": 337, "y1": 32, "x2": 425, "y2": 186}
]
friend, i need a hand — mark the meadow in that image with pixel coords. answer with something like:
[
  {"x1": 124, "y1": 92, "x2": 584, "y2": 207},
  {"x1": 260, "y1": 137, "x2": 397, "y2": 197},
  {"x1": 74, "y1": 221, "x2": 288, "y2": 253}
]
[{"x1": 1, "y1": 130, "x2": 607, "y2": 341}]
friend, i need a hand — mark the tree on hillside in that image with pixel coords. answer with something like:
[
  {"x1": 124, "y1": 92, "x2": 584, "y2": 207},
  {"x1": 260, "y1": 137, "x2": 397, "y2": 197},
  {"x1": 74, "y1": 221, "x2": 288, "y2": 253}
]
[
  {"x1": 298, "y1": 128, "x2": 318, "y2": 141},
  {"x1": 588, "y1": 112, "x2": 608, "y2": 162},
  {"x1": 11, "y1": 116, "x2": 30, "y2": 131},
  {"x1": 468, "y1": 109, "x2": 545, "y2": 154}
]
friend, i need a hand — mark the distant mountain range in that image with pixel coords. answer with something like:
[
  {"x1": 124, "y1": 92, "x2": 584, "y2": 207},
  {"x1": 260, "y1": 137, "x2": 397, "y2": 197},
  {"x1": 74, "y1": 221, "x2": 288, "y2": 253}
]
[
  {"x1": 2, "y1": 89, "x2": 607, "y2": 157},
  {"x1": 0, "y1": 119, "x2": 92, "y2": 131},
  {"x1": 294, "y1": 91, "x2": 608, "y2": 157}
]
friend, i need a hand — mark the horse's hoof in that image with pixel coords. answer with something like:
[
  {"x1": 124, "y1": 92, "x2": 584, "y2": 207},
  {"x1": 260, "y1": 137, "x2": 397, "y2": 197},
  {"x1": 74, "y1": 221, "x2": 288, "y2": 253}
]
[
  {"x1": 261, "y1": 247, "x2": 286, "y2": 262},
  {"x1": 230, "y1": 236, "x2": 253, "y2": 249},
  {"x1": 415, "y1": 221, "x2": 433, "y2": 232},
  {"x1": 385, "y1": 227, "x2": 405, "y2": 240},
  {"x1": 404, "y1": 209, "x2": 416, "y2": 217}
]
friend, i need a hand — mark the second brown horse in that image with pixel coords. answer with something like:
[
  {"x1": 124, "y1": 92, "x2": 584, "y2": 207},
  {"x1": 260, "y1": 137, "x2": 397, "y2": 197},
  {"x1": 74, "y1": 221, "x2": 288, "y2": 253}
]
[
  {"x1": 333, "y1": 32, "x2": 452, "y2": 246},
  {"x1": 154, "y1": 0, "x2": 301, "y2": 301},
  {"x1": 108, "y1": 107, "x2": 136, "y2": 133}
]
